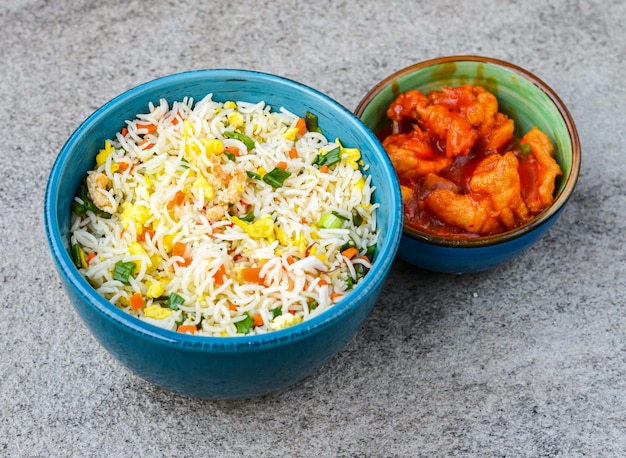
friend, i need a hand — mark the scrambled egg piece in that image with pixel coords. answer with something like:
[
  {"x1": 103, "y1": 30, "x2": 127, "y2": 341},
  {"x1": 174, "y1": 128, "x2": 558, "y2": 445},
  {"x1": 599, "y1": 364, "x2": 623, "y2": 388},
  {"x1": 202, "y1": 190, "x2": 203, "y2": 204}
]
[
  {"x1": 227, "y1": 111, "x2": 245, "y2": 128},
  {"x1": 119, "y1": 202, "x2": 151, "y2": 234},
  {"x1": 343, "y1": 147, "x2": 361, "y2": 170},
  {"x1": 283, "y1": 127, "x2": 299, "y2": 141},
  {"x1": 146, "y1": 281, "x2": 165, "y2": 299},
  {"x1": 95, "y1": 140, "x2": 115, "y2": 167},
  {"x1": 192, "y1": 176, "x2": 215, "y2": 201},
  {"x1": 270, "y1": 313, "x2": 303, "y2": 331},
  {"x1": 143, "y1": 305, "x2": 173, "y2": 320},
  {"x1": 231, "y1": 214, "x2": 275, "y2": 240},
  {"x1": 128, "y1": 242, "x2": 152, "y2": 271}
]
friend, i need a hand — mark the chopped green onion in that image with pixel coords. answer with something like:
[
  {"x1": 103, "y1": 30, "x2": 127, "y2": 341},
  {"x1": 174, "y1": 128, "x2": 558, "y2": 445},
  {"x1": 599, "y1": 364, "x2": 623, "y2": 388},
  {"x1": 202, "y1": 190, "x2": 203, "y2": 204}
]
[
  {"x1": 314, "y1": 146, "x2": 341, "y2": 168},
  {"x1": 113, "y1": 261, "x2": 136, "y2": 285},
  {"x1": 271, "y1": 306, "x2": 283, "y2": 318},
  {"x1": 246, "y1": 170, "x2": 261, "y2": 180},
  {"x1": 180, "y1": 158, "x2": 190, "y2": 169},
  {"x1": 239, "y1": 211, "x2": 255, "y2": 222},
  {"x1": 318, "y1": 212, "x2": 343, "y2": 229},
  {"x1": 167, "y1": 292, "x2": 185, "y2": 310},
  {"x1": 224, "y1": 151, "x2": 236, "y2": 162},
  {"x1": 308, "y1": 300, "x2": 318, "y2": 312},
  {"x1": 305, "y1": 111, "x2": 322, "y2": 134},
  {"x1": 331, "y1": 210, "x2": 349, "y2": 221},
  {"x1": 340, "y1": 239, "x2": 357, "y2": 252},
  {"x1": 365, "y1": 245, "x2": 376, "y2": 260},
  {"x1": 72, "y1": 184, "x2": 112, "y2": 219},
  {"x1": 71, "y1": 244, "x2": 87, "y2": 269},
  {"x1": 235, "y1": 312, "x2": 255, "y2": 334},
  {"x1": 262, "y1": 168, "x2": 291, "y2": 188},
  {"x1": 223, "y1": 131, "x2": 255, "y2": 150},
  {"x1": 352, "y1": 208, "x2": 363, "y2": 227}
]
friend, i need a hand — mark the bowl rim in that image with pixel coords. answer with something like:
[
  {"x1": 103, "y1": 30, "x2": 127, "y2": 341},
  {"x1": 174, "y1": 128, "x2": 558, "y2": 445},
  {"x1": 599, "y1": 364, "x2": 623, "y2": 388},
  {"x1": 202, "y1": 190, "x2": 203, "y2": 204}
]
[
  {"x1": 44, "y1": 68, "x2": 403, "y2": 352},
  {"x1": 355, "y1": 55, "x2": 581, "y2": 248}
]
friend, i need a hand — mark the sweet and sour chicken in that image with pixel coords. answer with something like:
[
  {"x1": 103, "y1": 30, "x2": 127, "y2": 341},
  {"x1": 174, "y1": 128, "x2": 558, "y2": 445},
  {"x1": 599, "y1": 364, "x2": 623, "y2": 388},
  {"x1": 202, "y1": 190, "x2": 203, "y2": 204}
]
[{"x1": 382, "y1": 84, "x2": 562, "y2": 237}]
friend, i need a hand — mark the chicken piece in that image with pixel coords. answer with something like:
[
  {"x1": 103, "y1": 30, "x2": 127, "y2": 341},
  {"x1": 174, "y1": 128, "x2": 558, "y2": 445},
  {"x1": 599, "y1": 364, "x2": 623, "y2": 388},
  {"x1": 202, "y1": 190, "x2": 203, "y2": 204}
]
[
  {"x1": 386, "y1": 89, "x2": 429, "y2": 123},
  {"x1": 382, "y1": 129, "x2": 453, "y2": 182},
  {"x1": 469, "y1": 152, "x2": 531, "y2": 230},
  {"x1": 520, "y1": 126, "x2": 562, "y2": 213},
  {"x1": 482, "y1": 112, "x2": 515, "y2": 153},
  {"x1": 205, "y1": 203, "x2": 228, "y2": 221},
  {"x1": 423, "y1": 187, "x2": 503, "y2": 235},
  {"x1": 86, "y1": 172, "x2": 118, "y2": 213}
]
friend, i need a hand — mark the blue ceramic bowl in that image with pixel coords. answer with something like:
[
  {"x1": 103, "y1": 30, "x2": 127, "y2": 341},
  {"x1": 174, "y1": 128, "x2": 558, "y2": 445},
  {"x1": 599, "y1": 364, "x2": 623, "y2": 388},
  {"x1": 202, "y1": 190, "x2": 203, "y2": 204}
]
[
  {"x1": 355, "y1": 56, "x2": 581, "y2": 274},
  {"x1": 44, "y1": 69, "x2": 403, "y2": 399}
]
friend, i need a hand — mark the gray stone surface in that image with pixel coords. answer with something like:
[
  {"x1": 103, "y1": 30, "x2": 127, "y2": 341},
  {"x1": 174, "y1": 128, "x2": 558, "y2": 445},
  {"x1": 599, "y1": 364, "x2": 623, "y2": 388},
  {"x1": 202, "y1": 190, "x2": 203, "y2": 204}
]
[{"x1": 1, "y1": 0, "x2": 625, "y2": 456}]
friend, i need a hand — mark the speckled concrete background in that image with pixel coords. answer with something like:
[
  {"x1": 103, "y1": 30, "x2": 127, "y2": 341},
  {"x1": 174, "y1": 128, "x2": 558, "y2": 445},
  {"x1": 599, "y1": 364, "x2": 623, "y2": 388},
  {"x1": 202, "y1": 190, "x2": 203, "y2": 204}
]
[{"x1": 2, "y1": 0, "x2": 625, "y2": 456}]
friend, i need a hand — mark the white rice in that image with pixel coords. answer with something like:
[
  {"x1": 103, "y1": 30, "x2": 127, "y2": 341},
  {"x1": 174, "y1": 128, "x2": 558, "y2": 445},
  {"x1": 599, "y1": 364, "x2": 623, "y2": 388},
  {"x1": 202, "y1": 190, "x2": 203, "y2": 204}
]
[{"x1": 70, "y1": 94, "x2": 379, "y2": 336}]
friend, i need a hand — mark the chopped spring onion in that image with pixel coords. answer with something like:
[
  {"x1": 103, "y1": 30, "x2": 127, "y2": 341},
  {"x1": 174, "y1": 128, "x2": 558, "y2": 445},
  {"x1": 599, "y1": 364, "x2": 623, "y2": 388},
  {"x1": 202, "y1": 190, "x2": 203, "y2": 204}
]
[
  {"x1": 246, "y1": 170, "x2": 261, "y2": 180},
  {"x1": 318, "y1": 212, "x2": 344, "y2": 229},
  {"x1": 305, "y1": 111, "x2": 322, "y2": 133},
  {"x1": 223, "y1": 131, "x2": 255, "y2": 150},
  {"x1": 224, "y1": 151, "x2": 237, "y2": 162},
  {"x1": 352, "y1": 208, "x2": 363, "y2": 227},
  {"x1": 271, "y1": 306, "x2": 283, "y2": 318},
  {"x1": 235, "y1": 312, "x2": 255, "y2": 334},
  {"x1": 239, "y1": 211, "x2": 255, "y2": 222},
  {"x1": 167, "y1": 292, "x2": 185, "y2": 310},
  {"x1": 71, "y1": 244, "x2": 87, "y2": 269},
  {"x1": 71, "y1": 184, "x2": 112, "y2": 219},
  {"x1": 314, "y1": 146, "x2": 341, "y2": 168},
  {"x1": 113, "y1": 261, "x2": 136, "y2": 285},
  {"x1": 262, "y1": 168, "x2": 291, "y2": 188}
]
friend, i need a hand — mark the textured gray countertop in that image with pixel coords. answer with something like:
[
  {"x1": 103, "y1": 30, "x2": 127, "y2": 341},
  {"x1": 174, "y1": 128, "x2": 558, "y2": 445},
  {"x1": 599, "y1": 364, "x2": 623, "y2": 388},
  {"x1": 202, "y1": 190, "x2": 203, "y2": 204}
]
[{"x1": 2, "y1": 0, "x2": 625, "y2": 456}]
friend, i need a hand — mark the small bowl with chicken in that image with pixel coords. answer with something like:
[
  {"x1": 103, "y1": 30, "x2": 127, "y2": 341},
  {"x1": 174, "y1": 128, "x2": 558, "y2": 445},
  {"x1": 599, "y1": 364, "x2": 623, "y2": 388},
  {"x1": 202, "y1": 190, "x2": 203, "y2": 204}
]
[{"x1": 355, "y1": 56, "x2": 580, "y2": 274}]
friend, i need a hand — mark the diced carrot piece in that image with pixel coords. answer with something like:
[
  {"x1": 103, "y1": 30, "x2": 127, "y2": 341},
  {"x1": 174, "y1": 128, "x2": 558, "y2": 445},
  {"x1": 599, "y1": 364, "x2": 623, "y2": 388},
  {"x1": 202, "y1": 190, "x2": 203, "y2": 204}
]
[
  {"x1": 341, "y1": 247, "x2": 359, "y2": 260},
  {"x1": 276, "y1": 161, "x2": 288, "y2": 170},
  {"x1": 129, "y1": 292, "x2": 145, "y2": 310},
  {"x1": 140, "y1": 229, "x2": 155, "y2": 243},
  {"x1": 213, "y1": 265, "x2": 226, "y2": 285},
  {"x1": 330, "y1": 292, "x2": 343, "y2": 303},
  {"x1": 224, "y1": 146, "x2": 240, "y2": 156},
  {"x1": 177, "y1": 324, "x2": 197, "y2": 334},
  {"x1": 86, "y1": 252, "x2": 97, "y2": 264},
  {"x1": 229, "y1": 302, "x2": 238, "y2": 311},
  {"x1": 288, "y1": 147, "x2": 299, "y2": 159},
  {"x1": 241, "y1": 267, "x2": 265, "y2": 285},
  {"x1": 167, "y1": 191, "x2": 186, "y2": 209},
  {"x1": 296, "y1": 117, "x2": 307, "y2": 135},
  {"x1": 320, "y1": 164, "x2": 329, "y2": 173},
  {"x1": 253, "y1": 313, "x2": 264, "y2": 326},
  {"x1": 121, "y1": 127, "x2": 128, "y2": 136},
  {"x1": 136, "y1": 123, "x2": 158, "y2": 134},
  {"x1": 172, "y1": 242, "x2": 191, "y2": 266}
]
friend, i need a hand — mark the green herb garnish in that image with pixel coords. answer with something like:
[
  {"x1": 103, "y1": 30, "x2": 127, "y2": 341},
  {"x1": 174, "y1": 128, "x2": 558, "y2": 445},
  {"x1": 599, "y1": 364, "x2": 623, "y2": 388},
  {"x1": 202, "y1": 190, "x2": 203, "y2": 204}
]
[
  {"x1": 318, "y1": 212, "x2": 344, "y2": 229},
  {"x1": 246, "y1": 170, "x2": 261, "y2": 180}
]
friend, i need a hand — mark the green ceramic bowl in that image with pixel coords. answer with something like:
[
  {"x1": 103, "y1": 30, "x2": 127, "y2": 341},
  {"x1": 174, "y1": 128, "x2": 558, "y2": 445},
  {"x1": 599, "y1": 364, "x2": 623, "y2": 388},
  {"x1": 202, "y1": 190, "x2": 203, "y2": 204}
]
[{"x1": 355, "y1": 56, "x2": 581, "y2": 273}]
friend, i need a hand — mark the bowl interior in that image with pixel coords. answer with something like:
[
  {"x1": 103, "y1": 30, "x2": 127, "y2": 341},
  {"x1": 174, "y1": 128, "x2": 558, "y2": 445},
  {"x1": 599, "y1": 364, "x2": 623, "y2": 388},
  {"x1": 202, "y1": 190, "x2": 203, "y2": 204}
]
[
  {"x1": 45, "y1": 69, "x2": 403, "y2": 346},
  {"x1": 357, "y1": 56, "x2": 580, "y2": 246}
]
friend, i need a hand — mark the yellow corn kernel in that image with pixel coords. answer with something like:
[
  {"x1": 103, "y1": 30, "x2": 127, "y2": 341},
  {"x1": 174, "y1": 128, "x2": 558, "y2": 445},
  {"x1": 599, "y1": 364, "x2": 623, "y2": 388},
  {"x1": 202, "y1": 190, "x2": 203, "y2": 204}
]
[
  {"x1": 224, "y1": 101, "x2": 237, "y2": 110},
  {"x1": 257, "y1": 166, "x2": 267, "y2": 178},
  {"x1": 110, "y1": 163, "x2": 120, "y2": 173}
]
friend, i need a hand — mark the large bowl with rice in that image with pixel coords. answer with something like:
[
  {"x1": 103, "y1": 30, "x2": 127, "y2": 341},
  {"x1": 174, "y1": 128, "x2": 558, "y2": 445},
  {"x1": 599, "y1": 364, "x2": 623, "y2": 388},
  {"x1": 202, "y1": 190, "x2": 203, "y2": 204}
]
[{"x1": 44, "y1": 69, "x2": 402, "y2": 399}]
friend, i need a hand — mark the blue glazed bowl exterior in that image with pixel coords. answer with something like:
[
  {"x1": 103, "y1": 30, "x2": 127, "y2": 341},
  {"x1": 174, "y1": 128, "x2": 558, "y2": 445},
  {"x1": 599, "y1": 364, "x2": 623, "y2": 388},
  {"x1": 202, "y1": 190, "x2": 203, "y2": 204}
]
[
  {"x1": 356, "y1": 56, "x2": 581, "y2": 274},
  {"x1": 45, "y1": 69, "x2": 403, "y2": 399}
]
